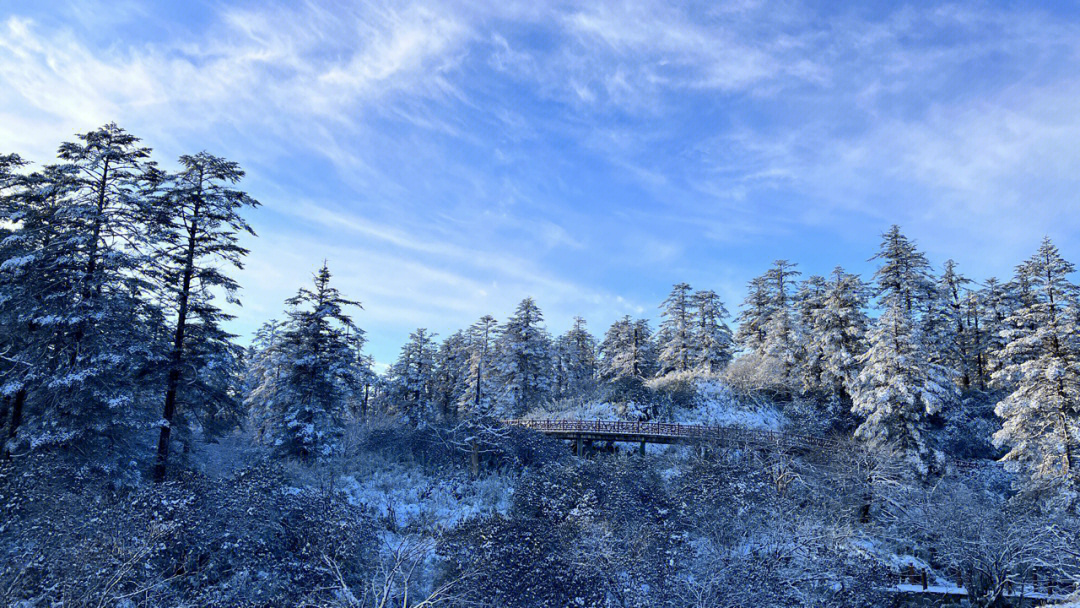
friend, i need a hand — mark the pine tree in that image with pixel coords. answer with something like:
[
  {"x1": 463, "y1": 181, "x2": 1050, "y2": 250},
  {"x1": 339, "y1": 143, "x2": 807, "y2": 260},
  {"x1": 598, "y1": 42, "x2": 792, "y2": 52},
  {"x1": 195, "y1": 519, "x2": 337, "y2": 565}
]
[
  {"x1": 148, "y1": 152, "x2": 259, "y2": 481},
  {"x1": 795, "y1": 274, "x2": 829, "y2": 395},
  {"x1": 459, "y1": 315, "x2": 498, "y2": 419},
  {"x1": 599, "y1": 316, "x2": 656, "y2": 416},
  {"x1": 0, "y1": 125, "x2": 162, "y2": 461},
  {"x1": 804, "y1": 268, "x2": 869, "y2": 403},
  {"x1": 0, "y1": 153, "x2": 34, "y2": 452},
  {"x1": 735, "y1": 275, "x2": 773, "y2": 353},
  {"x1": 434, "y1": 330, "x2": 468, "y2": 419},
  {"x1": 245, "y1": 264, "x2": 366, "y2": 459},
  {"x1": 657, "y1": 283, "x2": 695, "y2": 375},
  {"x1": 975, "y1": 277, "x2": 1010, "y2": 388},
  {"x1": 691, "y1": 289, "x2": 733, "y2": 374},
  {"x1": 553, "y1": 317, "x2": 598, "y2": 399},
  {"x1": 494, "y1": 298, "x2": 553, "y2": 417},
  {"x1": 599, "y1": 317, "x2": 657, "y2": 382},
  {"x1": 992, "y1": 239, "x2": 1080, "y2": 503},
  {"x1": 760, "y1": 261, "x2": 802, "y2": 393},
  {"x1": 872, "y1": 225, "x2": 935, "y2": 315},
  {"x1": 853, "y1": 227, "x2": 955, "y2": 473},
  {"x1": 930, "y1": 260, "x2": 973, "y2": 388},
  {"x1": 387, "y1": 328, "x2": 438, "y2": 425}
]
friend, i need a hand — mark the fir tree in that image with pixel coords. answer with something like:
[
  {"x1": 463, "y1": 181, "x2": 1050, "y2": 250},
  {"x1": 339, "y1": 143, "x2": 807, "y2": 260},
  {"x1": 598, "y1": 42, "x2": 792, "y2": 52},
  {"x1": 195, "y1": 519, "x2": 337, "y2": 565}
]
[
  {"x1": 691, "y1": 289, "x2": 733, "y2": 374},
  {"x1": 460, "y1": 315, "x2": 498, "y2": 419},
  {"x1": 657, "y1": 283, "x2": 695, "y2": 375},
  {"x1": 975, "y1": 277, "x2": 1010, "y2": 388},
  {"x1": 553, "y1": 317, "x2": 598, "y2": 399},
  {"x1": 1, "y1": 125, "x2": 161, "y2": 461},
  {"x1": 930, "y1": 259, "x2": 973, "y2": 388},
  {"x1": 246, "y1": 264, "x2": 366, "y2": 459},
  {"x1": 494, "y1": 298, "x2": 553, "y2": 417},
  {"x1": 434, "y1": 330, "x2": 468, "y2": 419},
  {"x1": 599, "y1": 317, "x2": 657, "y2": 382},
  {"x1": 805, "y1": 268, "x2": 869, "y2": 403},
  {"x1": 387, "y1": 328, "x2": 438, "y2": 425},
  {"x1": 853, "y1": 227, "x2": 956, "y2": 474},
  {"x1": 735, "y1": 275, "x2": 773, "y2": 354},
  {"x1": 992, "y1": 239, "x2": 1080, "y2": 504},
  {"x1": 795, "y1": 274, "x2": 829, "y2": 395},
  {"x1": 148, "y1": 152, "x2": 259, "y2": 481},
  {"x1": 761, "y1": 260, "x2": 802, "y2": 393}
]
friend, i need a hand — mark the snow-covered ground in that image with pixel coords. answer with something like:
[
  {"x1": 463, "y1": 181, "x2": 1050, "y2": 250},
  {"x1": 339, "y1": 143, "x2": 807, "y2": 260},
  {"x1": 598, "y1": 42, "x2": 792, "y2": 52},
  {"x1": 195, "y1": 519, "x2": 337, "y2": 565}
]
[
  {"x1": 669, "y1": 380, "x2": 785, "y2": 431},
  {"x1": 338, "y1": 464, "x2": 513, "y2": 531}
]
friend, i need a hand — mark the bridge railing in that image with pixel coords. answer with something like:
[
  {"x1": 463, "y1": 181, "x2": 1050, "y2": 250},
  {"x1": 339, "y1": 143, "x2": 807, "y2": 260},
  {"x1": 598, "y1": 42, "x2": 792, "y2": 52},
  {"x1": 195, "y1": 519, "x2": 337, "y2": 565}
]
[{"x1": 503, "y1": 418, "x2": 990, "y2": 473}]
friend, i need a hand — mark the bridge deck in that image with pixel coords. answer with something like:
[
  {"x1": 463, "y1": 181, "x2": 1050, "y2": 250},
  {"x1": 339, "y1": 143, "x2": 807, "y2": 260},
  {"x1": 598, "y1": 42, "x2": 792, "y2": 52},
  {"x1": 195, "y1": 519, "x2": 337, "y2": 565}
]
[{"x1": 503, "y1": 418, "x2": 986, "y2": 472}]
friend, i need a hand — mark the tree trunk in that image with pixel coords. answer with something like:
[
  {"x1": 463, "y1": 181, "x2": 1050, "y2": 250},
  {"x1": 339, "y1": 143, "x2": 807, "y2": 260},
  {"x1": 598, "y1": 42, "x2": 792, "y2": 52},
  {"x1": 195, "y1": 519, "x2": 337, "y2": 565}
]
[
  {"x1": 3, "y1": 388, "x2": 25, "y2": 458},
  {"x1": 154, "y1": 195, "x2": 199, "y2": 482}
]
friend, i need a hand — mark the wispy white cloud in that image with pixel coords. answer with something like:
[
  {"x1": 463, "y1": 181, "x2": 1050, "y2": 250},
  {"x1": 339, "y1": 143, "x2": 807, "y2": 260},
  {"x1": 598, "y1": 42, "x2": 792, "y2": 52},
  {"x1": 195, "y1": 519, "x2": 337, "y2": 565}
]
[{"x1": 4, "y1": 0, "x2": 1080, "y2": 361}]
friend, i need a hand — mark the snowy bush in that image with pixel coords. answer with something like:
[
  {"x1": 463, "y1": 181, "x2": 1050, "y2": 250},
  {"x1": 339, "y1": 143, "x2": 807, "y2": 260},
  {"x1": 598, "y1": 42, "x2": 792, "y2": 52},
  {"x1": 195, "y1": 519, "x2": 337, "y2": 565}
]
[{"x1": 0, "y1": 455, "x2": 378, "y2": 607}]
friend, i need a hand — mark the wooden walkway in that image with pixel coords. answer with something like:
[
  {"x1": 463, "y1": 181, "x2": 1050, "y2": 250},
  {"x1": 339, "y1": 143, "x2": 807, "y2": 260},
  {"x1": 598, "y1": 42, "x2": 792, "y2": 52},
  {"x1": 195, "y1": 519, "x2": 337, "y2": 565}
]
[{"x1": 502, "y1": 418, "x2": 987, "y2": 472}]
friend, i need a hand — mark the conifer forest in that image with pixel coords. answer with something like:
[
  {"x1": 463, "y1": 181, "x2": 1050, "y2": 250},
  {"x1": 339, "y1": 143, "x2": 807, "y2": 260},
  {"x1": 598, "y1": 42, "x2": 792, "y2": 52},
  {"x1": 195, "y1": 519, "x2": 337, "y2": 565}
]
[{"x1": 3, "y1": 2, "x2": 1080, "y2": 607}]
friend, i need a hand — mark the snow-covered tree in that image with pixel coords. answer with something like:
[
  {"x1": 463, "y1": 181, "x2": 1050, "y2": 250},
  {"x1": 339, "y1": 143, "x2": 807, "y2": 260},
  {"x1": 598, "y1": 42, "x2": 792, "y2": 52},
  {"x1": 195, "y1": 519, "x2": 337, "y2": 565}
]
[
  {"x1": 873, "y1": 225, "x2": 936, "y2": 315},
  {"x1": 761, "y1": 261, "x2": 802, "y2": 392},
  {"x1": 929, "y1": 259, "x2": 973, "y2": 389},
  {"x1": 972, "y1": 277, "x2": 1010, "y2": 389},
  {"x1": 434, "y1": 330, "x2": 468, "y2": 419},
  {"x1": 795, "y1": 274, "x2": 829, "y2": 395},
  {"x1": 553, "y1": 317, "x2": 598, "y2": 399},
  {"x1": 802, "y1": 268, "x2": 869, "y2": 403},
  {"x1": 852, "y1": 227, "x2": 956, "y2": 474},
  {"x1": 599, "y1": 316, "x2": 657, "y2": 382},
  {"x1": 992, "y1": 239, "x2": 1080, "y2": 505},
  {"x1": 246, "y1": 264, "x2": 366, "y2": 459},
  {"x1": 657, "y1": 283, "x2": 695, "y2": 375},
  {"x1": 386, "y1": 328, "x2": 438, "y2": 425},
  {"x1": 691, "y1": 289, "x2": 733, "y2": 374},
  {"x1": 459, "y1": 315, "x2": 498, "y2": 419},
  {"x1": 148, "y1": 152, "x2": 258, "y2": 480},
  {"x1": 0, "y1": 125, "x2": 162, "y2": 461},
  {"x1": 735, "y1": 275, "x2": 773, "y2": 353},
  {"x1": 494, "y1": 298, "x2": 553, "y2": 417}
]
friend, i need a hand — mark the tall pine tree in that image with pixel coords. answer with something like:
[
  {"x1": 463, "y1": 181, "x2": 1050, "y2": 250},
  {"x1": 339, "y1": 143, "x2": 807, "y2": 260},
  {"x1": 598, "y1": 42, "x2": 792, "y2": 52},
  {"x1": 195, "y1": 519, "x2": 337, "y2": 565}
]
[
  {"x1": 494, "y1": 298, "x2": 553, "y2": 417},
  {"x1": 553, "y1": 317, "x2": 598, "y2": 399},
  {"x1": 657, "y1": 283, "x2": 695, "y2": 375},
  {"x1": 149, "y1": 152, "x2": 259, "y2": 480},
  {"x1": 1, "y1": 125, "x2": 161, "y2": 462},
  {"x1": 852, "y1": 227, "x2": 955, "y2": 474},
  {"x1": 992, "y1": 239, "x2": 1080, "y2": 504},
  {"x1": 387, "y1": 328, "x2": 438, "y2": 425},
  {"x1": 691, "y1": 289, "x2": 733, "y2": 374},
  {"x1": 459, "y1": 315, "x2": 498, "y2": 419}
]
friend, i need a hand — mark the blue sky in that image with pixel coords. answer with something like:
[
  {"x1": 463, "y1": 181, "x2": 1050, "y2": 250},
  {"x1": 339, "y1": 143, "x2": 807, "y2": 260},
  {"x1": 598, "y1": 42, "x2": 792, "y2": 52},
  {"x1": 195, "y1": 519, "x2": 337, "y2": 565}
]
[{"x1": 3, "y1": 1, "x2": 1080, "y2": 366}]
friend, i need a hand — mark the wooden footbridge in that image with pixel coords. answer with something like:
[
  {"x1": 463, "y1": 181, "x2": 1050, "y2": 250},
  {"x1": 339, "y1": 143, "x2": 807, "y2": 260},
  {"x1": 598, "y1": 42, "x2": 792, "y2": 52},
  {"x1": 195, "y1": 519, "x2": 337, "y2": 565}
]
[{"x1": 502, "y1": 418, "x2": 986, "y2": 472}]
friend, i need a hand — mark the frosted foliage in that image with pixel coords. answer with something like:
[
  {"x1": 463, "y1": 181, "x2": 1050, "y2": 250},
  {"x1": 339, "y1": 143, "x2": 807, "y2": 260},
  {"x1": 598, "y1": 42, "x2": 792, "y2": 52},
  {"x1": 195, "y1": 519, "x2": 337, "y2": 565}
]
[
  {"x1": 494, "y1": 298, "x2": 553, "y2": 417},
  {"x1": 992, "y1": 239, "x2": 1080, "y2": 505}
]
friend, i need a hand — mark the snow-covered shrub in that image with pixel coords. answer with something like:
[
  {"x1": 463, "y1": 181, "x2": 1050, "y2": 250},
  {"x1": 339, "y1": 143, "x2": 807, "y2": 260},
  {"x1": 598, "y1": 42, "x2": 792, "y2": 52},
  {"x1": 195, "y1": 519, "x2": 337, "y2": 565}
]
[
  {"x1": 601, "y1": 375, "x2": 653, "y2": 415},
  {"x1": 440, "y1": 457, "x2": 679, "y2": 607},
  {"x1": 0, "y1": 454, "x2": 377, "y2": 607},
  {"x1": 669, "y1": 378, "x2": 785, "y2": 431},
  {"x1": 723, "y1": 351, "x2": 798, "y2": 400},
  {"x1": 647, "y1": 371, "x2": 698, "y2": 414}
]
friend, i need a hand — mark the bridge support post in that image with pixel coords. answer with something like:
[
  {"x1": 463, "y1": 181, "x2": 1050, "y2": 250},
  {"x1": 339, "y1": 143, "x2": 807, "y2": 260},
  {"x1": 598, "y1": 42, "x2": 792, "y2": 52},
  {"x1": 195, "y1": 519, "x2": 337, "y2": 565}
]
[
  {"x1": 639, "y1": 440, "x2": 645, "y2": 456},
  {"x1": 575, "y1": 435, "x2": 582, "y2": 457}
]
